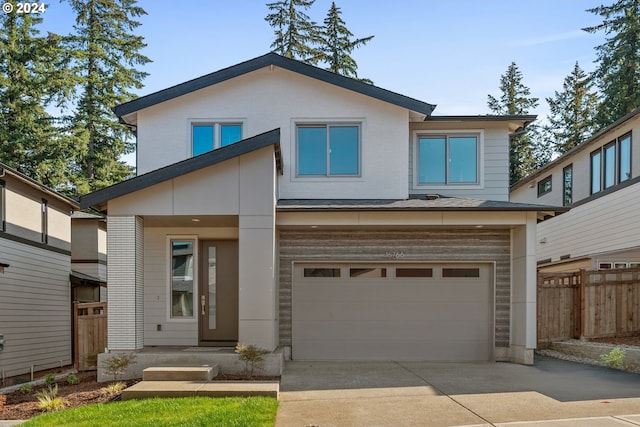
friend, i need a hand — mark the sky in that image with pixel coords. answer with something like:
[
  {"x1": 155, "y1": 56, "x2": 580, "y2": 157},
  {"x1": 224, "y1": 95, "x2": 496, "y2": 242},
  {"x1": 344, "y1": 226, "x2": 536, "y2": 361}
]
[{"x1": 35, "y1": 0, "x2": 607, "y2": 119}]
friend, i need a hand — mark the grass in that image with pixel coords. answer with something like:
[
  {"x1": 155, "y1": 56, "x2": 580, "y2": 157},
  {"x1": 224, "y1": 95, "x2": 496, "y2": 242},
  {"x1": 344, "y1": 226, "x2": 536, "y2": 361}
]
[{"x1": 21, "y1": 396, "x2": 278, "y2": 427}]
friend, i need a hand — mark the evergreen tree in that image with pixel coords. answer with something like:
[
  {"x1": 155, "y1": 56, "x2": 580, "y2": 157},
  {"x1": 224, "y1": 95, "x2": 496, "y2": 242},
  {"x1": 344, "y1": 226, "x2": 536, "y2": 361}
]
[
  {"x1": 545, "y1": 62, "x2": 599, "y2": 155},
  {"x1": 584, "y1": 0, "x2": 640, "y2": 127},
  {"x1": 0, "y1": 12, "x2": 71, "y2": 189},
  {"x1": 319, "y1": 2, "x2": 373, "y2": 81},
  {"x1": 65, "y1": 0, "x2": 150, "y2": 195},
  {"x1": 265, "y1": 0, "x2": 322, "y2": 63},
  {"x1": 487, "y1": 62, "x2": 547, "y2": 184}
]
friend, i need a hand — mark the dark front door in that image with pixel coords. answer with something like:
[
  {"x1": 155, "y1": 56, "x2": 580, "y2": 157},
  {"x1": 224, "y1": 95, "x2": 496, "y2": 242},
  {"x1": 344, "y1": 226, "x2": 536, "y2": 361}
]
[{"x1": 199, "y1": 240, "x2": 238, "y2": 344}]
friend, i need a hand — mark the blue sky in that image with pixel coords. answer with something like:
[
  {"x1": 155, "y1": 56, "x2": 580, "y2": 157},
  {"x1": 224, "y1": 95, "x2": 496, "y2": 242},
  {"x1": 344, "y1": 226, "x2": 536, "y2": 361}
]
[{"x1": 38, "y1": 0, "x2": 606, "y2": 118}]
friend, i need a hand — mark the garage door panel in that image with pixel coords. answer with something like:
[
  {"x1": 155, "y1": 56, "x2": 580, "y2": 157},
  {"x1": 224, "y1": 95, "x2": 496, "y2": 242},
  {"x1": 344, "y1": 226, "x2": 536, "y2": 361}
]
[{"x1": 292, "y1": 263, "x2": 493, "y2": 361}]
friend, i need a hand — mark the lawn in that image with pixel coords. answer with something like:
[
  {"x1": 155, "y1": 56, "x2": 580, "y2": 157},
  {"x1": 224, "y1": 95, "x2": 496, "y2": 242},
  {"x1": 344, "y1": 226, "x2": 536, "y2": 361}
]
[{"x1": 21, "y1": 396, "x2": 278, "y2": 427}]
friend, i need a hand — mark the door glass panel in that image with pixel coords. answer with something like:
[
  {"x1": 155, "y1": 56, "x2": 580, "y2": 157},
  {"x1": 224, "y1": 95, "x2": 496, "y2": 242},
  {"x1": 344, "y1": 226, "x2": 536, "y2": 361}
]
[
  {"x1": 171, "y1": 241, "x2": 194, "y2": 317},
  {"x1": 208, "y1": 246, "x2": 217, "y2": 330},
  {"x1": 442, "y1": 268, "x2": 480, "y2": 278},
  {"x1": 396, "y1": 268, "x2": 433, "y2": 278},
  {"x1": 303, "y1": 268, "x2": 340, "y2": 277},
  {"x1": 349, "y1": 268, "x2": 387, "y2": 278}
]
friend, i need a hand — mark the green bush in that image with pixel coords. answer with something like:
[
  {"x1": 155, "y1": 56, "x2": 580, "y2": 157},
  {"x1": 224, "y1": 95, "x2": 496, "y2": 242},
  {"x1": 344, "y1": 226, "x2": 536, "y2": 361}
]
[
  {"x1": 37, "y1": 384, "x2": 66, "y2": 412},
  {"x1": 67, "y1": 373, "x2": 79, "y2": 385},
  {"x1": 43, "y1": 374, "x2": 56, "y2": 387},
  {"x1": 600, "y1": 347, "x2": 626, "y2": 368},
  {"x1": 19, "y1": 383, "x2": 33, "y2": 394},
  {"x1": 235, "y1": 343, "x2": 270, "y2": 378}
]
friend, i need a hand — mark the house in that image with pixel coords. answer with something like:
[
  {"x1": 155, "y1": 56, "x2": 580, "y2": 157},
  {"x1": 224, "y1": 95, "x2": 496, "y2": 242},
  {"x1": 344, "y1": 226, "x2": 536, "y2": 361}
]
[
  {"x1": 511, "y1": 107, "x2": 640, "y2": 272},
  {"x1": 0, "y1": 163, "x2": 78, "y2": 385},
  {"x1": 71, "y1": 211, "x2": 107, "y2": 302},
  {"x1": 80, "y1": 53, "x2": 565, "y2": 369}
]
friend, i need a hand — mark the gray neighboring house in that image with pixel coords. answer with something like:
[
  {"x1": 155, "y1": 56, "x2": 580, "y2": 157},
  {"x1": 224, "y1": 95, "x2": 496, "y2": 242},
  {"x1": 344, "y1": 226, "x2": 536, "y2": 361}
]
[
  {"x1": 81, "y1": 53, "x2": 565, "y2": 367},
  {"x1": 71, "y1": 211, "x2": 107, "y2": 302},
  {"x1": 511, "y1": 107, "x2": 640, "y2": 272},
  {"x1": 0, "y1": 163, "x2": 78, "y2": 383}
]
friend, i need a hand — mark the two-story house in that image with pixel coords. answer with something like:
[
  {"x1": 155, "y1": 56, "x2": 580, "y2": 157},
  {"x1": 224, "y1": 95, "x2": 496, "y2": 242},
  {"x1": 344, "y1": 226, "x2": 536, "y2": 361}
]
[
  {"x1": 0, "y1": 163, "x2": 78, "y2": 384},
  {"x1": 71, "y1": 211, "x2": 107, "y2": 302},
  {"x1": 511, "y1": 107, "x2": 640, "y2": 272},
  {"x1": 81, "y1": 53, "x2": 564, "y2": 369}
]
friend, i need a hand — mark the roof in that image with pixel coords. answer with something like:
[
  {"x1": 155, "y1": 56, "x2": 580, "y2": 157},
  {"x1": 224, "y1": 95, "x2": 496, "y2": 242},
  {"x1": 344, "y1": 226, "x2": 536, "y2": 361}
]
[
  {"x1": 72, "y1": 211, "x2": 105, "y2": 220},
  {"x1": 511, "y1": 106, "x2": 640, "y2": 191},
  {"x1": 80, "y1": 128, "x2": 281, "y2": 210},
  {"x1": 277, "y1": 196, "x2": 568, "y2": 217},
  {"x1": 113, "y1": 52, "x2": 436, "y2": 124},
  {"x1": 0, "y1": 162, "x2": 79, "y2": 208},
  {"x1": 71, "y1": 270, "x2": 106, "y2": 286},
  {"x1": 427, "y1": 115, "x2": 537, "y2": 126}
]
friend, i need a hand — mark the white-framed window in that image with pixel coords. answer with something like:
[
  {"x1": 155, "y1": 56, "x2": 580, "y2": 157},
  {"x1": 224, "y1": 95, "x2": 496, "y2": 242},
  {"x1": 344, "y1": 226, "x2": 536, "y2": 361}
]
[
  {"x1": 296, "y1": 123, "x2": 361, "y2": 177},
  {"x1": 169, "y1": 238, "x2": 196, "y2": 319},
  {"x1": 190, "y1": 120, "x2": 243, "y2": 156},
  {"x1": 413, "y1": 130, "x2": 483, "y2": 188}
]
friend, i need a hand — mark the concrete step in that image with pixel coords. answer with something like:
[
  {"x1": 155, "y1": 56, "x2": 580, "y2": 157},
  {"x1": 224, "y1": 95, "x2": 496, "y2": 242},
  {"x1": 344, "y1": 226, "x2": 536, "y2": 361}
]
[
  {"x1": 121, "y1": 380, "x2": 279, "y2": 400},
  {"x1": 142, "y1": 366, "x2": 218, "y2": 381}
]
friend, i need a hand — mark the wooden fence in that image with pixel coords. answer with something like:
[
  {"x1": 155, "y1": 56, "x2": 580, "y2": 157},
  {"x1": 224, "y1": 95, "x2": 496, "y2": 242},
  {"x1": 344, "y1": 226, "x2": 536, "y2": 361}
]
[
  {"x1": 537, "y1": 268, "x2": 640, "y2": 348},
  {"x1": 73, "y1": 302, "x2": 107, "y2": 371}
]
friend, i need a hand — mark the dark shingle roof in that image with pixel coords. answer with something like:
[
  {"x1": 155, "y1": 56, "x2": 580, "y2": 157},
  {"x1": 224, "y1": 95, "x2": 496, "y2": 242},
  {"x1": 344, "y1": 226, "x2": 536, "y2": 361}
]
[
  {"x1": 80, "y1": 128, "x2": 281, "y2": 210},
  {"x1": 114, "y1": 53, "x2": 436, "y2": 122}
]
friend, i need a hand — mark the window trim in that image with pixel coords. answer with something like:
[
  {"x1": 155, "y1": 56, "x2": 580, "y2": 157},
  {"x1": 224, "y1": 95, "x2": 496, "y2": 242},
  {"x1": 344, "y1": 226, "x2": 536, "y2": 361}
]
[
  {"x1": 41, "y1": 199, "x2": 48, "y2": 244},
  {"x1": 562, "y1": 164, "x2": 572, "y2": 207},
  {"x1": 413, "y1": 129, "x2": 484, "y2": 189},
  {"x1": 618, "y1": 132, "x2": 632, "y2": 183},
  {"x1": 590, "y1": 149, "x2": 602, "y2": 195},
  {"x1": 603, "y1": 140, "x2": 617, "y2": 189},
  {"x1": 0, "y1": 180, "x2": 5, "y2": 232},
  {"x1": 294, "y1": 121, "x2": 363, "y2": 179},
  {"x1": 166, "y1": 236, "x2": 198, "y2": 323},
  {"x1": 188, "y1": 119, "x2": 245, "y2": 157},
  {"x1": 537, "y1": 175, "x2": 552, "y2": 197}
]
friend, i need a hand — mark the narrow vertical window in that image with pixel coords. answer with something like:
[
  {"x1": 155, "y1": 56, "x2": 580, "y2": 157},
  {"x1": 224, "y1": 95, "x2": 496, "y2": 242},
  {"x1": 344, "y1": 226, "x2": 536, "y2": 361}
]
[
  {"x1": 562, "y1": 165, "x2": 572, "y2": 206},
  {"x1": 171, "y1": 240, "x2": 194, "y2": 318},
  {"x1": 41, "y1": 199, "x2": 48, "y2": 244},
  {"x1": 192, "y1": 125, "x2": 214, "y2": 156},
  {"x1": 603, "y1": 142, "x2": 616, "y2": 189},
  {"x1": 0, "y1": 180, "x2": 5, "y2": 232},
  {"x1": 418, "y1": 136, "x2": 446, "y2": 183},
  {"x1": 590, "y1": 150, "x2": 601, "y2": 194},
  {"x1": 619, "y1": 133, "x2": 631, "y2": 182}
]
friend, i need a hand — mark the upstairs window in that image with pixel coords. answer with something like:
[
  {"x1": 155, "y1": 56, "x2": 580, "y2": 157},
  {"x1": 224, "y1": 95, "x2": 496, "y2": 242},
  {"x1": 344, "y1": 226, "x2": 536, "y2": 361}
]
[
  {"x1": 417, "y1": 134, "x2": 478, "y2": 184},
  {"x1": 297, "y1": 124, "x2": 360, "y2": 176},
  {"x1": 0, "y1": 180, "x2": 4, "y2": 232},
  {"x1": 562, "y1": 165, "x2": 572, "y2": 206},
  {"x1": 537, "y1": 175, "x2": 552, "y2": 197},
  {"x1": 590, "y1": 132, "x2": 632, "y2": 195},
  {"x1": 192, "y1": 122, "x2": 242, "y2": 156},
  {"x1": 41, "y1": 199, "x2": 48, "y2": 244}
]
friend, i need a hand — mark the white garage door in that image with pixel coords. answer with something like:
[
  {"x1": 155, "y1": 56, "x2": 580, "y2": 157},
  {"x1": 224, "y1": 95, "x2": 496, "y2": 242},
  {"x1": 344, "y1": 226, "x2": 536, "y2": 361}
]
[{"x1": 292, "y1": 263, "x2": 494, "y2": 361}]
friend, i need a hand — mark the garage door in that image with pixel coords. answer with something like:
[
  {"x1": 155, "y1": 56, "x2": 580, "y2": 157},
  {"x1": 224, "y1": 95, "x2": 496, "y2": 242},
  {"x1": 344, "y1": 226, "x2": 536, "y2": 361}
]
[{"x1": 292, "y1": 263, "x2": 494, "y2": 361}]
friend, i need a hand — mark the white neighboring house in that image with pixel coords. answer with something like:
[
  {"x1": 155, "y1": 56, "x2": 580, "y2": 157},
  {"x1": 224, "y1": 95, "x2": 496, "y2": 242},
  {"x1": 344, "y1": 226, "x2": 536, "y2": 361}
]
[
  {"x1": 0, "y1": 163, "x2": 78, "y2": 383},
  {"x1": 81, "y1": 53, "x2": 565, "y2": 367},
  {"x1": 511, "y1": 107, "x2": 640, "y2": 272}
]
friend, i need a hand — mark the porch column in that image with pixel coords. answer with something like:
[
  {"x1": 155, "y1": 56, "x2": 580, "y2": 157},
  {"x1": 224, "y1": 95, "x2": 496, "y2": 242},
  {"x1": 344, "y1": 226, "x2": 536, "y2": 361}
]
[
  {"x1": 510, "y1": 211, "x2": 537, "y2": 365},
  {"x1": 106, "y1": 215, "x2": 144, "y2": 350}
]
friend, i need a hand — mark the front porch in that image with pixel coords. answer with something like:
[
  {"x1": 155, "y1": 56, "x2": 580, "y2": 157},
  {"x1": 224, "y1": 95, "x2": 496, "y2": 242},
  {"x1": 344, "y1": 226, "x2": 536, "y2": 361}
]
[{"x1": 97, "y1": 346, "x2": 284, "y2": 382}]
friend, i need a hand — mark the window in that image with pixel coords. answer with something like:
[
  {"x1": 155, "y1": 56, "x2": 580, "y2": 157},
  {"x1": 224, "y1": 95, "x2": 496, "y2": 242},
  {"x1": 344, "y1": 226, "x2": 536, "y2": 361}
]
[
  {"x1": 442, "y1": 268, "x2": 480, "y2": 278},
  {"x1": 41, "y1": 199, "x2": 48, "y2": 244},
  {"x1": 396, "y1": 268, "x2": 433, "y2": 278},
  {"x1": 0, "y1": 180, "x2": 4, "y2": 232},
  {"x1": 590, "y1": 132, "x2": 632, "y2": 194},
  {"x1": 297, "y1": 124, "x2": 360, "y2": 176},
  {"x1": 562, "y1": 165, "x2": 572, "y2": 206},
  {"x1": 417, "y1": 134, "x2": 478, "y2": 184},
  {"x1": 537, "y1": 175, "x2": 552, "y2": 197},
  {"x1": 303, "y1": 268, "x2": 341, "y2": 278},
  {"x1": 192, "y1": 122, "x2": 242, "y2": 156},
  {"x1": 171, "y1": 240, "x2": 194, "y2": 318},
  {"x1": 349, "y1": 268, "x2": 387, "y2": 278}
]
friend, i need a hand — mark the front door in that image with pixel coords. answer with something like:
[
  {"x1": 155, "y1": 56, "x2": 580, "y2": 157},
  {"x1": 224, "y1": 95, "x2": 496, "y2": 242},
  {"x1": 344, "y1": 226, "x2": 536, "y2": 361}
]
[{"x1": 199, "y1": 240, "x2": 238, "y2": 345}]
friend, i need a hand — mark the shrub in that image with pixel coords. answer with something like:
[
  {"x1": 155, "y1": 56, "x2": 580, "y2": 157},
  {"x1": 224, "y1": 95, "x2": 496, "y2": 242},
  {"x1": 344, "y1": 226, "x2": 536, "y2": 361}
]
[
  {"x1": 600, "y1": 347, "x2": 626, "y2": 368},
  {"x1": 67, "y1": 373, "x2": 79, "y2": 385},
  {"x1": 235, "y1": 342, "x2": 270, "y2": 378},
  {"x1": 44, "y1": 373, "x2": 56, "y2": 386},
  {"x1": 100, "y1": 381, "x2": 127, "y2": 396},
  {"x1": 101, "y1": 353, "x2": 136, "y2": 381},
  {"x1": 37, "y1": 384, "x2": 66, "y2": 412},
  {"x1": 19, "y1": 383, "x2": 33, "y2": 394}
]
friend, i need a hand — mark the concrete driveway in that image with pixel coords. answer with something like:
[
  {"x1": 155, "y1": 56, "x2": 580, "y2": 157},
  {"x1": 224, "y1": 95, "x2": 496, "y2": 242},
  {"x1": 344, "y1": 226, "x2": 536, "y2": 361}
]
[{"x1": 275, "y1": 355, "x2": 640, "y2": 427}]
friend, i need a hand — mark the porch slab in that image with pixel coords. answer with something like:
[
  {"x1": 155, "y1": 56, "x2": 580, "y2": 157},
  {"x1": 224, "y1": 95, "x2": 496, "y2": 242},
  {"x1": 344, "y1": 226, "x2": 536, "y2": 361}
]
[
  {"x1": 121, "y1": 380, "x2": 279, "y2": 400},
  {"x1": 142, "y1": 366, "x2": 218, "y2": 381}
]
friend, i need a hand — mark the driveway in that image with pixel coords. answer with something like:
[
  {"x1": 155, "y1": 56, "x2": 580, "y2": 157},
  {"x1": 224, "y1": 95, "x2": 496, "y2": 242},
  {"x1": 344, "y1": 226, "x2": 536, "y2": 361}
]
[{"x1": 275, "y1": 355, "x2": 640, "y2": 427}]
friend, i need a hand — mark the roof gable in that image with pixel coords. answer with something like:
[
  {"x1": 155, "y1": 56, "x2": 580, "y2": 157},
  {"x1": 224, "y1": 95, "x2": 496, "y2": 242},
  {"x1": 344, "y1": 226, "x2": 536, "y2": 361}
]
[
  {"x1": 80, "y1": 128, "x2": 281, "y2": 210},
  {"x1": 114, "y1": 53, "x2": 436, "y2": 123}
]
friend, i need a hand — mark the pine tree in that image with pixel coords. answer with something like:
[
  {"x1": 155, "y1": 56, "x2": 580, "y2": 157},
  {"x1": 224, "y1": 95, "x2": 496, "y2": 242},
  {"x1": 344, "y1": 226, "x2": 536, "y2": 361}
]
[
  {"x1": 0, "y1": 12, "x2": 71, "y2": 189},
  {"x1": 487, "y1": 62, "x2": 547, "y2": 184},
  {"x1": 545, "y1": 62, "x2": 599, "y2": 155},
  {"x1": 319, "y1": 2, "x2": 373, "y2": 81},
  {"x1": 265, "y1": 0, "x2": 322, "y2": 63},
  {"x1": 584, "y1": 0, "x2": 640, "y2": 127},
  {"x1": 65, "y1": 0, "x2": 150, "y2": 195}
]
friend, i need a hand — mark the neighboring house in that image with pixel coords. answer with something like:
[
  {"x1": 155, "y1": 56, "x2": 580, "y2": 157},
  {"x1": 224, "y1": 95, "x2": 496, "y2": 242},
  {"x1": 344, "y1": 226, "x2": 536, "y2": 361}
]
[
  {"x1": 511, "y1": 107, "x2": 640, "y2": 273},
  {"x1": 71, "y1": 211, "x2": 107, "y2": 302},
  {"x1": 0, "y1": 163, "x2": 78, "y2": 383},
  {"x1": 81, "y1": 53, "x2": 564, "y2": 366}
]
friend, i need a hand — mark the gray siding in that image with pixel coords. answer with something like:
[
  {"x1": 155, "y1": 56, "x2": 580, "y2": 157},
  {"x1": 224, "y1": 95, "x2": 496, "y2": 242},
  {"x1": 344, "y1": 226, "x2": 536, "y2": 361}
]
[
  {"x1": 278, "y1": 229, "x2": 511, "y2": 349},
  {"x1": 0, "y1": 238, "x2": 71, "y2": 378}
]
